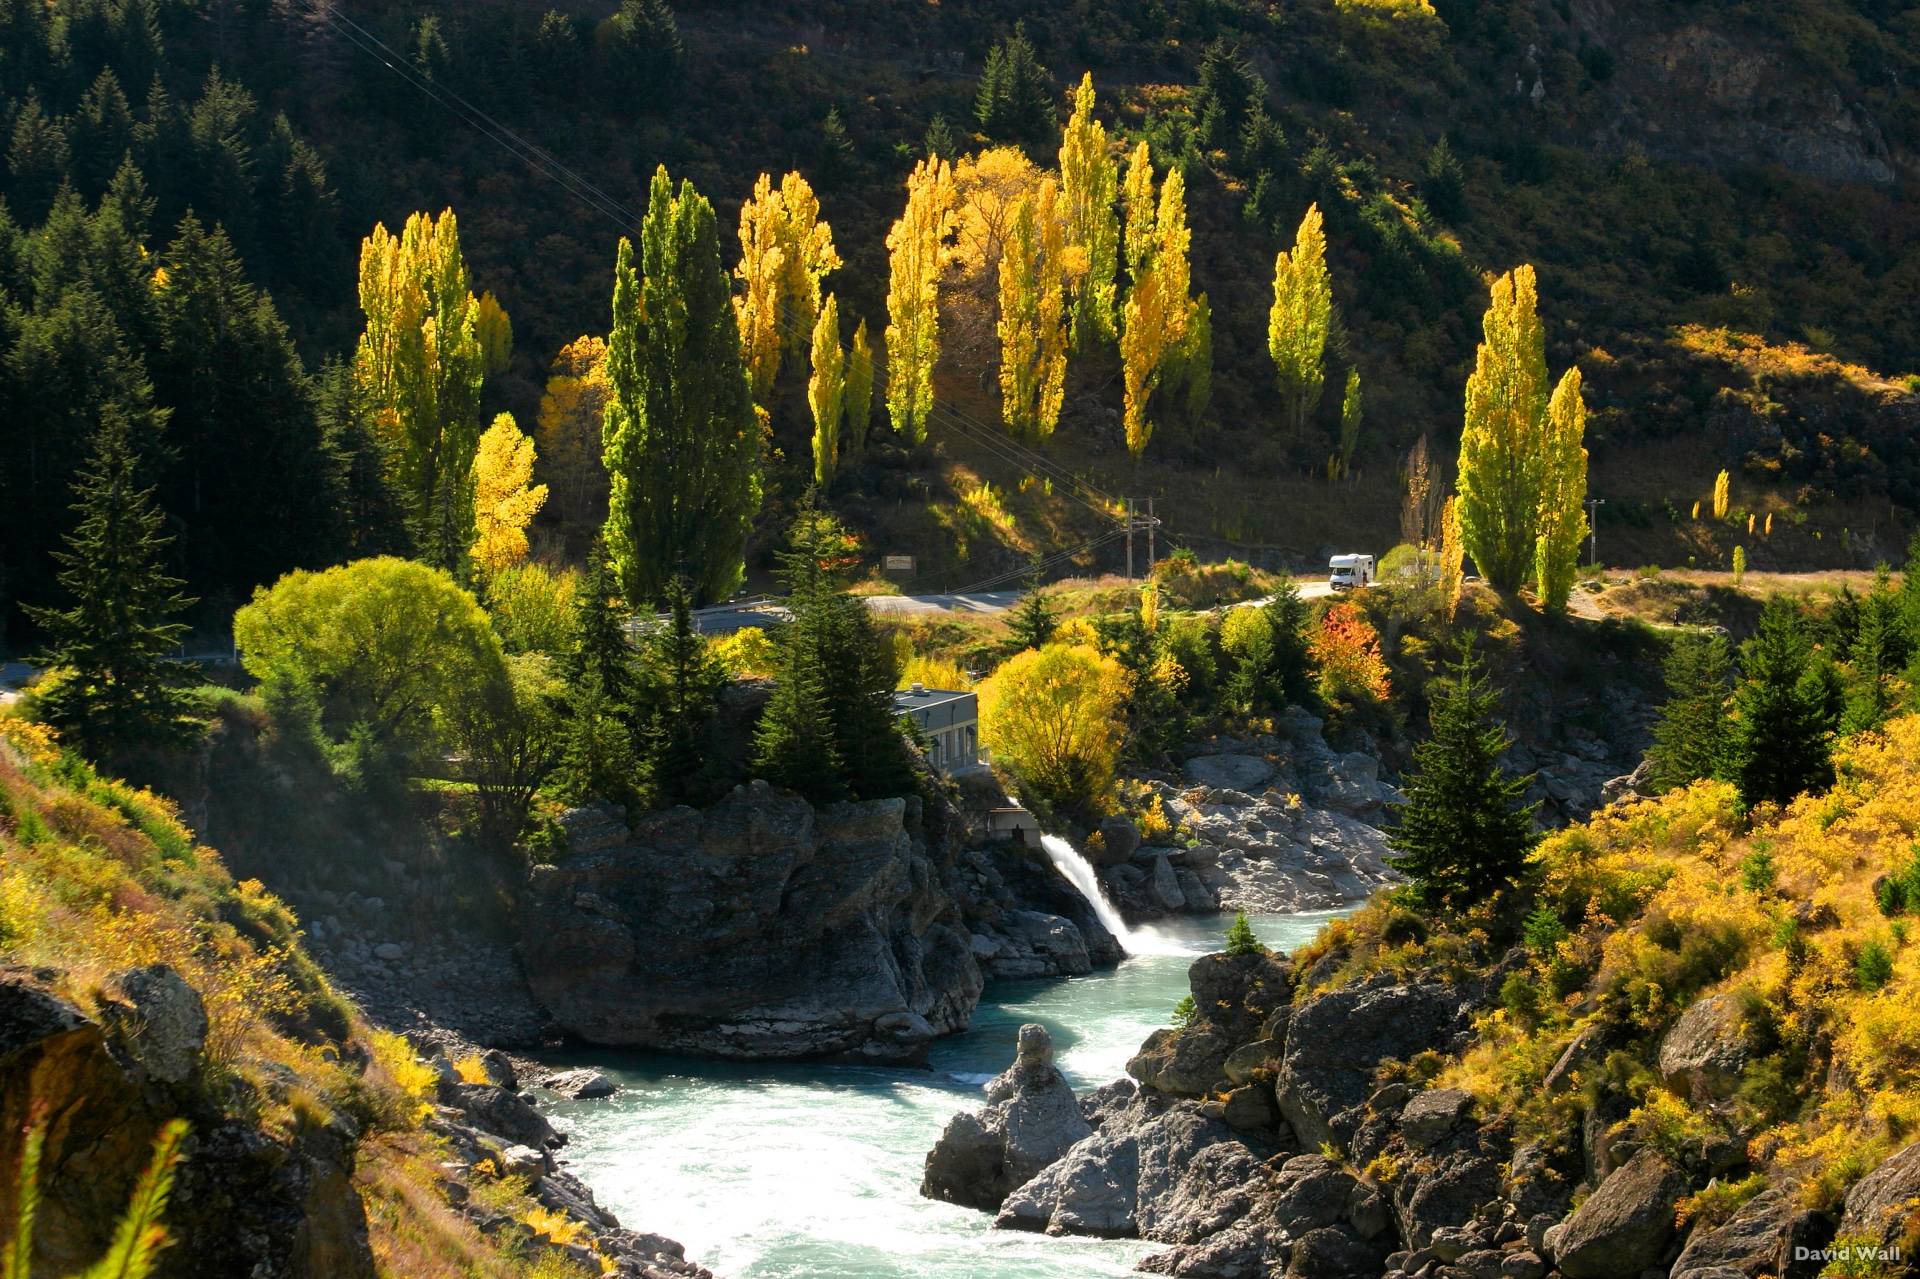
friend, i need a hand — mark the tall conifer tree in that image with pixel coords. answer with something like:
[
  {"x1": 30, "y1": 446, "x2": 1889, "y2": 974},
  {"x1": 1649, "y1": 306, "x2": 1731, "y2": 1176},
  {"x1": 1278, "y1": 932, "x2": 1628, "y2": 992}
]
[
  {"x1": 29, "y1": 411, "x2": 198, "y2": 757},
  {"x1": 1387, "y1": 647, "x2": 1538, "y2": 910}
]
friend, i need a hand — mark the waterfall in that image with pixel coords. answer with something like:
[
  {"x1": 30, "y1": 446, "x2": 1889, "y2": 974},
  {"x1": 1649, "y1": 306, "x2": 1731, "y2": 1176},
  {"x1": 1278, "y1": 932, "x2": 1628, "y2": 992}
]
[{"x1": 1038, "y1": 834, "x2": 1187, "y2": 957}]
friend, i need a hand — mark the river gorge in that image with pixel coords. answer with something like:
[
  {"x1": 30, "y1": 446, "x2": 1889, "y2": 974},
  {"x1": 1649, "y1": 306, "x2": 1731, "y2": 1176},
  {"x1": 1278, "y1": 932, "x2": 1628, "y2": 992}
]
[{"x1": 542, "y1": 910, "x2": 1344, "y2": 1279}]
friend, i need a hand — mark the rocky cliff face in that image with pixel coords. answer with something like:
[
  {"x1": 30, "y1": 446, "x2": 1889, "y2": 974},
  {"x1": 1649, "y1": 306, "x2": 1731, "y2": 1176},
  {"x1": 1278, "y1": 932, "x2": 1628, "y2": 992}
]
[{"x1": 520, "y1": 783, "x2": 987, "y2": 1063}]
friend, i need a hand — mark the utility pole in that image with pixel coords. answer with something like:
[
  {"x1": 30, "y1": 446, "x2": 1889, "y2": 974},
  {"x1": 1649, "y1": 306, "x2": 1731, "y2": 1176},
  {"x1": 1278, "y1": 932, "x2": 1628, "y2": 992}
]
[
  {"x1": 1125, "y1": 498, "x2": 1135, "y2": 581},
  {"x1": 1586, "y1": 498, "x2": 1605, "y2": 568},
  {"x1": 1146, "y1": 496, "x2": 1156, "y2": 573}
]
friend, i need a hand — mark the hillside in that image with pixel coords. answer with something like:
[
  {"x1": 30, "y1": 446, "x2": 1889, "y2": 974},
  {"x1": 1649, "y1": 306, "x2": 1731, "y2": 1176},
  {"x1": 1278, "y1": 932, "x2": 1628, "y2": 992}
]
[
  {"x1": 0, "y1": 719, "x2": 704, "y2": 1279},
  {"x1": 5, "y1": 0, "x2": 1920, "y2": 641}
]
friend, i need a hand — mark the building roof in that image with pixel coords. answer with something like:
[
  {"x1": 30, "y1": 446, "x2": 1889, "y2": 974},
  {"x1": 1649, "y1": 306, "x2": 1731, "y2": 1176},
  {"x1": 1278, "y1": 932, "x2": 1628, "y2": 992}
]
[{"x1": 892, "y1": 685, "x2": 974, "y2": 712}]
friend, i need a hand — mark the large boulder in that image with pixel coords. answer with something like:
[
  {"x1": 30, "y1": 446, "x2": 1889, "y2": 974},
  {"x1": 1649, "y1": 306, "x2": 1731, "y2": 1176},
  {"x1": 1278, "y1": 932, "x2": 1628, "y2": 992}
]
[
  {"x1": 1277, "y1": 978, "x2": 1471, "y2": 1151},
  {"x1": 1547, "y1": 1149, "x2": 1689, "y2": 1279},
  {"x1": 1836, "y1": 1140, "x2": 1920, "y2": 1259},
  {"x1": 995, "y1": 1129, "x2": 1141, "y2": 1237},
  {"x1": 1658, "y1": 992, "x2": 1753, "y2": 1104},
  {"x1": 921, "y1": 1025, "x2": 1091, "y2": 1212},
  {"x1": 97, "y1": 965, "x2": 208, "y2": 1087},
  {"x1": 521, "y1": 786, "x2": 985, "y2": 1063},
  {"x1": 1670, "y1": 1186, "x2": 1832, "y2": 1279},
  {"x1": 1130, "y1": 951, "x2": 1293, "y2": 1098}
]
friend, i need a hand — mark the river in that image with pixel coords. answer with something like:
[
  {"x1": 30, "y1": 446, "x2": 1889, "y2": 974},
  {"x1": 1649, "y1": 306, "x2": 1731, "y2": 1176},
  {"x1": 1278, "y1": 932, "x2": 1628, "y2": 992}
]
[{"x1": 542, "y1": 910, "x2": 1344, "y2": 1279}]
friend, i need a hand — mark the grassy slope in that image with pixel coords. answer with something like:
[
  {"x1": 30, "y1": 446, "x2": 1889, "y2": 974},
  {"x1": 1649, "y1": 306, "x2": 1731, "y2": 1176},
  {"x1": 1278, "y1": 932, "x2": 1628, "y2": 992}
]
[
  {"x1": 1292, "y1": 712, "x2": 1920, "y2": 1239},
  {"x1": 0, "y1": 718, "x2": 597, "y2": 1279}
]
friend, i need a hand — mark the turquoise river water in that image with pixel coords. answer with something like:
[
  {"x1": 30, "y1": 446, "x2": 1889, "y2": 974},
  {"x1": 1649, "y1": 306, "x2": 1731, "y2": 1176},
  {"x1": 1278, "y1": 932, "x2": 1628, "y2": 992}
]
[{"x1": 542, "y1": 910, "x2": 1342, "y2": 1279}]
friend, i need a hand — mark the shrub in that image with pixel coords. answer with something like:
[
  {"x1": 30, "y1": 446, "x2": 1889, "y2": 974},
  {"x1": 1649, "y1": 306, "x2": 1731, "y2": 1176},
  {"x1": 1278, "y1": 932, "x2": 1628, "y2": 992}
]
[
  {"x1": 1311, "y1": 602, "x2": 1390, "y2": 703},
  {"x1": 1676, "y1": 1173, "x2": 1766, "y2": 1230},
  {"x1": 712, "y1": 626, "x2": 777, "y2": 678},
  {"x1": 1522, "y1": 904, "x2": 1568, "y2": 953},
  {"x1": 1856, "y1": 940, "x2": 1895, "y2": 991},
  {"x1": 1171, "y1": 994, "x2": 1196, "y2": 1028},
  {"x1": 978, "y1": 643, "x2": 1130, "y2": 820},
  {"x1": 485, "y1": 562, "x2": 578, "y2": 656},
  {"x1": 1225, "y1": 912, "x2": 1263, "y2": 956},
  {"x1": 1739, "y1": 847, "x2": 1777, "y2": 891}
]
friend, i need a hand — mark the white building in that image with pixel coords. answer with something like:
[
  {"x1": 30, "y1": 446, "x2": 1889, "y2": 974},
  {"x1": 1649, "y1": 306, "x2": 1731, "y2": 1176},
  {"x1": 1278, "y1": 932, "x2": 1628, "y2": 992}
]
[{"x1": 893, "y1": 684, "x2": 978, "y2": 774}]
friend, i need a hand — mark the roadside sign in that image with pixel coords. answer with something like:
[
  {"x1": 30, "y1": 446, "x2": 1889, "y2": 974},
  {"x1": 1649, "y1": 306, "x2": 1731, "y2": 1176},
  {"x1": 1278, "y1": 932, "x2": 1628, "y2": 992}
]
[{"x1": 883, "y1": 555, "x2": 915, "y2": 573}]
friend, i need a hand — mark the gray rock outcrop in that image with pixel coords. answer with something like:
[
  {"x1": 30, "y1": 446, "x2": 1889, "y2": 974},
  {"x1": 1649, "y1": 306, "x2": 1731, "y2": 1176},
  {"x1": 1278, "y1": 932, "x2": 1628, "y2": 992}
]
[
  {"x1": 1658, "y1": 991, "x2": 1753, "y2": 1103},
  {"x1": 1669, "y1": 1186, "x2": 1832, "y2": 1279},
  {"x1": 1836, "y1": 1140, "x2": 1920, "y2": 1258},
  {"x1": 1546, "y1": 1148, "x2": 1688, "y2": 1279},
  {"x1": 921, "y1": 1024, "x2": 1091, "y2": 1211},
  {"x1": 521, "y1": 786, "x2": 985, "y2": 1063},
  {"x1": 1277, "y1": 977, "x2": 1473, "y2": 1151}
]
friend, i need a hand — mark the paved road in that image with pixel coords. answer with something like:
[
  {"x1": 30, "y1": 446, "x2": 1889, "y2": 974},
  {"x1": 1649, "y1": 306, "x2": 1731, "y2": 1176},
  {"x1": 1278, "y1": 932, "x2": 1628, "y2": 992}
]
[
  {"x1": 1236, "y1": 580, "x2": 1338, "y2": 609},
  {"x1": 862, "y1": 590, "x2": 1025, "y2": 618}
]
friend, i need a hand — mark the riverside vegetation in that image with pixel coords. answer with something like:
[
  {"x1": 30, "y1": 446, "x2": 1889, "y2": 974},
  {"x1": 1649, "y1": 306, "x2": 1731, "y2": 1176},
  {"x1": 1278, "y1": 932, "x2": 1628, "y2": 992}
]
[{"x1": 5, "y1": 0, "x2": 1920, "y2": 1276}]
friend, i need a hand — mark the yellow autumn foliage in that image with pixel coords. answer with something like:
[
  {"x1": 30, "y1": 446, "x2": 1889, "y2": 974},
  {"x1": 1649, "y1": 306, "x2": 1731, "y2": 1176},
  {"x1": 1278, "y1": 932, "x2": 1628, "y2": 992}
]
[{"x1": 470, "y1": 413, "x2": 549, "y2": 577}]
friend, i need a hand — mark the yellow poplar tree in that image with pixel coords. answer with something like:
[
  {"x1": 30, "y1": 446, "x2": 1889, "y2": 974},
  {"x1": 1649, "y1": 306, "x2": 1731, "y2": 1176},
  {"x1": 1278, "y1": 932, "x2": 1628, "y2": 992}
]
[
  {"x1": 476, "y1": 291, "x2": 513, "y2": 376},
  {"x1": 1268, "y1": 203, "x2": 1333, "y2": 440},
  {"x1": 1533, "y1": 367, "x2": 1589, "y2": 611},
  {"x1": 809, "y1": 294, "x2": 846, "y2": 485},
  {"x1": 733, "y1": 175, "x2": 786, "y2": 404},
  {"x1": 1118, "y1": 153, "x2": 1192, "y2": 458},
  {"x1": 354, "y1": 207, "x2": 493, "y2": 570},
  {"x1": 1713, "y1": 469, "x2": 1731, "y2": 520},
  {"x1": 843, "y1": 318, "x2": 875, "y2": 459},
  {"x1": 1439, "y1": 495, "x2": 1466, "y2": 619},
  {"x1": 1732, "y1": 544, "x2": 1747, "y2": 586},
  {"x1": 733, "y1": 171, "x2": 841, "y2": 404},
  {"x1": 885, "y1": 155, "x2": 956, "y2": 443},
  {"x1": 535, "y1": 336, "x2": 610, "y2": 532},
  {"x1": 1059, "y1": 72, "x2": 1118, "y2": 348},
  {"x1": 471, "y1": 412, "x2": 548, "y2": 577},
  {"x1": 1456, "y1": 264, "x2": 1550, "y2": 591},
  {"x1": 997, "y1": 179, "x2": 1070, "y2": 443}
]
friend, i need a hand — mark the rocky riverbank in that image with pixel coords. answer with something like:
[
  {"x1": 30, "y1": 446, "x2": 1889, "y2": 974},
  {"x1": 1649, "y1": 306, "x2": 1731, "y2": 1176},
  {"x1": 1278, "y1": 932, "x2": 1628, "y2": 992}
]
[
  {"x1": 920, "y1": 937, "x2": 1911, "y2": 1279},
  {"x1": 1098, "y1": 702, "x2": 1654, "y2": 925}
]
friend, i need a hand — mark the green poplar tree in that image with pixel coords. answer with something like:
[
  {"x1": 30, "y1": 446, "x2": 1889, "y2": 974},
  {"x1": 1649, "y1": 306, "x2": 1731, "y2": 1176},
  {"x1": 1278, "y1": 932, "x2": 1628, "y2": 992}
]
[
  {"x1": 1533, "y1": 367, "x2": 1589, "y2": 611},
  {"x1": 28, "y1": 411, "x2": 198, "y2": 758},
  {"x1": 1387, "y1": 646, "x2": 1539, "y2": 911},
  {"x1": 602, "y1": 166, "x2": 761, "y2": 606}
]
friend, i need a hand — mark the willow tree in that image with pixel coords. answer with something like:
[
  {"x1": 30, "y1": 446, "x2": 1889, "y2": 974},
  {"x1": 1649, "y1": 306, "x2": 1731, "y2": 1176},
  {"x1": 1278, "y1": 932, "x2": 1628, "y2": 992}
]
[
  {"x1": 997, "y1": 179, "x2": 1069, "y2": 443},
  {"x1": 1268, "y1": 203, "x2": 1332, "y2": 440},
  {"x1": 353, "y1": 207, "x2": 495, "y2": 568},
  {"x1": 885, "y1": 155, "x2": 955, "y2": 443},
  {"x1": 809, "y1": 294, "x2": 846, "y2": 485},
  {"x1": 733, "y1": 171, "x2": 841, "y2": 404},
  {"x1": 1058, "y1": 72, "x2": 1117, "y2": 349},
  {"x1": 1456, "y1": 265, "x2": 1550, "y2": 592},
  {"x1": 843, "y1": 318, "x2": 875, "y2": 458},
  {"x1": 471, "y1": 412, "x2": 548, "y2": 578},
  {"x1": 1534, "y1": 367, "x2": 1589, "y2": 610},
  {"x1": 603, "y1": 167, "x2": 761, "y2": 606},
  {"x1": 1118, "y1": 146, "x2": 1192, "y2": 459}
]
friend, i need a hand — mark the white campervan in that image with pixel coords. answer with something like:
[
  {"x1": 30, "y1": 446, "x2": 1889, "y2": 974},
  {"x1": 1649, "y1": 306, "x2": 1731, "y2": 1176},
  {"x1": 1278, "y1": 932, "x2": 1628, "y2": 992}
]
[{"x1": 1328, "y1": 554, "x2": 1375, "y2": 591}]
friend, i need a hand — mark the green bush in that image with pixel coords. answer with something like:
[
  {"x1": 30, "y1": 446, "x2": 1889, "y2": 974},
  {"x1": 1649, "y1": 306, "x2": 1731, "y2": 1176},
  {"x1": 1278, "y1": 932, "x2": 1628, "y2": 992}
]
[
  {"x1": 1856, "y1": 940, "x2": 1895, "y2": 991},
  {"x1": 1225, "y1": 911, "x2": 1264, "y2": 956}
]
